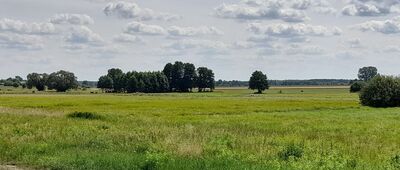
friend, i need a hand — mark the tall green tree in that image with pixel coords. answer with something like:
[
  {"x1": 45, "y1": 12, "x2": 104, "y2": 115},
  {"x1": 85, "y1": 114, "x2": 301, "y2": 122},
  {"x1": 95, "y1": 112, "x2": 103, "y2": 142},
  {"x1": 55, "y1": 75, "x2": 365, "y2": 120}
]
[
  {"x1": 107, "y1": 68, "x2": 125, "y2": 92},
  {"x1": 197, "y1": 67, "x2": 215, "y2": 92},
  {"x1": 97, "y1": 75, "x2": 113, "y2": 91},
  {"x1": 26, "y1": 73, "x2": 48, "y2": 91},
  {"x1": 171, "y1": 61, "x2": 185, "y2": 91},
  {"x1": 358, "y1": 66, "x2": 378, "y2": 81},
  {"x1": 163, "y1": 63, "x2": 174, "y2": 91},
  {"x1": 249, "y1": 71, "x2": 269, "y2": 94},
  {"x1": 183, "y1": 63, "x2": 197, "y2": 92},
  {"x1": 47, "y1": 70, "x2": 78, "y2": 92}
]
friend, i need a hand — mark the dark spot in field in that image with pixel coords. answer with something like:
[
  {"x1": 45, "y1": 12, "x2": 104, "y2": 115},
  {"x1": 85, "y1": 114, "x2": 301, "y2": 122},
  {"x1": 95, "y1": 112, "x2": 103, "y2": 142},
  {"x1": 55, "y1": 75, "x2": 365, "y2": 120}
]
[
  {"x1": 391, "y1": 154, "x2": 400, "y2": 169},
  {"x1": 67, "y1": 112, "x2": 103, "y2": 120},
  {"x1": 278, "y1": 143, "x2": 304, "y2": 161}
]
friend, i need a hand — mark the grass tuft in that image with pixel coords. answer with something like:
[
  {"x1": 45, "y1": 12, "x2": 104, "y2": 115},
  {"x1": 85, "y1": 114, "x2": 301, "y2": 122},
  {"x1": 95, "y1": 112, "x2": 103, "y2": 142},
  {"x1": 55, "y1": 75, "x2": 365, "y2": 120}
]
[
  {"x1": 67, "y1": 112, "x2": 103, "y2": 120},
  {"x1": 278, "y1": 143, "x2": 304, "y2": 161}
]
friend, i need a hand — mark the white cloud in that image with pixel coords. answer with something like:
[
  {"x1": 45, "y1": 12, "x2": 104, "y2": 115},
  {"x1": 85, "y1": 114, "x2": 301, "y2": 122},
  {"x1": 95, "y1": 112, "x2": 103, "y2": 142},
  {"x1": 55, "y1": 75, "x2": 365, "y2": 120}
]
[
  {"x1": 103, "y1": 1, "x2": 181, "y2": 21},
  {"x1": 248, "y1": 23, "x2": 338, "y2": 37},
  {"x1": 113, "y1": 33, "x2": 143, "y2": 43},
  {"x1": 214, "y1": 0, "x2": 337, "y2": 22},
  {"x1": 0, "y1": 33, "x2": 43, "y2": 50},
  {"x1": 214, "y1": 3, "x2": 308, "y2": 22},
  {"x1": 0, "y1": 18, "x2": 55, "y2": 35},
  {"x1": 167, "y1": 26, "x2": 223, "y2": 37},
  {"x1": 342, "y1": 4, "x2": 382, "y2": 16},
  {"x1": 354, "y1": 16, "x2": 400, "y2": 34},
  {"x1": 65, "y1": 26, "x2": 104, "y2": 45},
  {"x1": 342, "y1": 0, "x2": 400, "y2": 16},
  {"x1": 49, "y1": 14, "x2": 94, "y2": 25},
  {"x1": 124, "y1": 21, "x2": 167, "y2": 35}
]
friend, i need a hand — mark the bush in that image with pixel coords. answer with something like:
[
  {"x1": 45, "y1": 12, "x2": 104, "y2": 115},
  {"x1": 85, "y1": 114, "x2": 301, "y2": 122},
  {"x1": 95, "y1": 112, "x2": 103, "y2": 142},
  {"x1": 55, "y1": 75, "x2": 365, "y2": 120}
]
[
  {"x1": 278, "y1": 143, "x2": 304, "y2": 161},
  {"x1": 350, "y1": 81, "x2": 366, "y2": 93},
  {"x1": 360, "y1": 76, "x2": 400, "y2": 107},
  {"x1": 67, "y1": 112, "x2": 103, "y2": 120}
]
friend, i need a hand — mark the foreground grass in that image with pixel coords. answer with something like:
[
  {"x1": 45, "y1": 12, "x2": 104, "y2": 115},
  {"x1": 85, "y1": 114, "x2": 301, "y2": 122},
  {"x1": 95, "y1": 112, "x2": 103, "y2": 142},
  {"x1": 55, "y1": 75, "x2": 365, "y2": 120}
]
[{"x1": 0, "y1": 88, "x2": 399, "y2": 169}]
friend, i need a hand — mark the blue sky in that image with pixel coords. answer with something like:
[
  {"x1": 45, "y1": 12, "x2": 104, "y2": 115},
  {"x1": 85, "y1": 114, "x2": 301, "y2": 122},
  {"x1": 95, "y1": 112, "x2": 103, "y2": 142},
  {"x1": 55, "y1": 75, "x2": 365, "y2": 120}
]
[{"x1": 1, "y1": 0, "x2": 400, "y2": 80}]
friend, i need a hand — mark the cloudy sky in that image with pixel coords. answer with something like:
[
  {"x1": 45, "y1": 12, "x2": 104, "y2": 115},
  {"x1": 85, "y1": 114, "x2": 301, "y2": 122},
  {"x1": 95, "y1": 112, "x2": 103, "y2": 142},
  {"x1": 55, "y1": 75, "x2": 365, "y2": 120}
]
[{"x1": 1, "y1": 0, "x2": 400, "y2": 80}]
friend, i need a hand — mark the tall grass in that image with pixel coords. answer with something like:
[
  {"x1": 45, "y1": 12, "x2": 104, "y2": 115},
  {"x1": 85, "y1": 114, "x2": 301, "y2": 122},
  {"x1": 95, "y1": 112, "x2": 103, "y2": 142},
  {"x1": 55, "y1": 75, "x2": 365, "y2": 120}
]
[{"x1": 0, "y1": 88, "x2": 399, "y2": 169}]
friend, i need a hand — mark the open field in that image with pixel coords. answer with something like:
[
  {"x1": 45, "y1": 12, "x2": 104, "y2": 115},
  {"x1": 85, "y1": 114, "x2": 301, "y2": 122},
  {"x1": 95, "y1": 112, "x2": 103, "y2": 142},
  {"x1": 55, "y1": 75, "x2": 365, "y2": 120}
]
[{"x1": 0, "y1": 87, "x2": 400, "y2": 169}]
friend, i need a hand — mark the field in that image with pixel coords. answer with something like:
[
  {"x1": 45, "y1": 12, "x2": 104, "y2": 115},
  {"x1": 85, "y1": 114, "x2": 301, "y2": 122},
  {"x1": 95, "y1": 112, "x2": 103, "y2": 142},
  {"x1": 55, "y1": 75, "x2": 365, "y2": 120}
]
[{"x1": 0, "y1": 87, "x2": 400, "y2": 169}]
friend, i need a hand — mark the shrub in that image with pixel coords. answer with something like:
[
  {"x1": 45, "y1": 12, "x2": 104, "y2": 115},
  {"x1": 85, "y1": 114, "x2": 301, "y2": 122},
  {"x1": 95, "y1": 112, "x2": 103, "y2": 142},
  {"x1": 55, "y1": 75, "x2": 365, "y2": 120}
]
[
  {"x1": 278, "y1": 143, "x2": 304, "y2": 161},
  {"x1": 67, "y1": 112, "x2": 103, "y2": 120},
  {"x1": 391, "y1": 154, "x2": 400, "y2": 169},
  {"x1": 360, "y1": 76, "x2": 400, "y2": 107},
  {"x1": 350, "y1": 81, "x2": 366, "y2": 93}
]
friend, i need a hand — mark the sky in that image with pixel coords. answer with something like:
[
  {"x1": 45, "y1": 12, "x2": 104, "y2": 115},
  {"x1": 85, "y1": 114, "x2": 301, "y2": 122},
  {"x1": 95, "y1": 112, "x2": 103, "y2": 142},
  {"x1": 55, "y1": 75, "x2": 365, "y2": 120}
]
[{"x1": 0, "y1": 0, "x2": 400, "y2": 81}]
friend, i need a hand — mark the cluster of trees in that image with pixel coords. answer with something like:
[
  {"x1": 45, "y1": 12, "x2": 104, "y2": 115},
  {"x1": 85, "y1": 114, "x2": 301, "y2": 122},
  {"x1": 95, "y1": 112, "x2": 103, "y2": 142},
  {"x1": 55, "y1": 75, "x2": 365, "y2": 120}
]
[
  {"x1": 97, "y1": 61, "x2": 215, "y2": 93},
  {"x1": 350, "y1": 66, "x2": 378, "y2": 93},
  {"x1": 98, "y1": 69, "x2": 169, "y2": 93},
  {"x1": 26, "y1": 70, "x2": 78, "y2": 92},
  {"x1": 0, "y1": 76, "x2": 25, "y2": 88},
  {"x1": 163, "y1": 62, "x2": 215, "y2": 92}
]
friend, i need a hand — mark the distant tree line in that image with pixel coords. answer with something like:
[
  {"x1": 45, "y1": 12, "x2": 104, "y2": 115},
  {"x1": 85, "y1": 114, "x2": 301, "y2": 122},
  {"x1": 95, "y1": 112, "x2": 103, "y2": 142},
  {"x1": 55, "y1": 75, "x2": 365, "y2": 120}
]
[
  {"x1": 26, "y1": 70, "x2": 78, "y2": 92},
  {"x1": 0, "y1": 76, "x2": 25, "y2": 88},
  {"x1": 215, "y1": 79, "x2": 352, "y2": 87},
  {"x1": 97, "y1": 61, "x2": 215, "y2": 93}
]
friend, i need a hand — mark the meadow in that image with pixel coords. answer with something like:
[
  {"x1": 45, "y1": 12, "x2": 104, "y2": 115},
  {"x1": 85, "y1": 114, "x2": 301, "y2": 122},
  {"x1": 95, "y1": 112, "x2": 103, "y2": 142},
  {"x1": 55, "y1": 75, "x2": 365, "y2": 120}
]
[{"x1": 0, "y1": 87, "x2": 400, "y2": 169}]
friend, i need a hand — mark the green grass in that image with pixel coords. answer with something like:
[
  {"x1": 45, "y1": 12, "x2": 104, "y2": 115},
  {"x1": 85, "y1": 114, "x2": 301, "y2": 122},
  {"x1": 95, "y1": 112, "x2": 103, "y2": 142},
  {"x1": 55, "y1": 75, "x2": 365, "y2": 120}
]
[{"x1": 0, "y1": 87, "x2": 399, "y2": 169}]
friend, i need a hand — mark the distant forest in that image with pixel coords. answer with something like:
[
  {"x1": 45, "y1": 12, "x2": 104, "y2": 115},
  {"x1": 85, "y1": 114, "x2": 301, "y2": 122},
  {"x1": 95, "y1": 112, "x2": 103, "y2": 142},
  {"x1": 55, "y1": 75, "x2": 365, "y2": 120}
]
[{"x1": 77, "y1": 79, "x2": 352, "y2": 88}]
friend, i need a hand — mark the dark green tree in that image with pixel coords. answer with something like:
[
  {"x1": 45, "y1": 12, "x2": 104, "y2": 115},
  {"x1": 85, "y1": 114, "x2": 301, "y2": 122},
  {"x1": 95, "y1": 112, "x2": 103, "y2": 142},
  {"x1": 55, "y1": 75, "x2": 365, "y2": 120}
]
[
  {"x1": 107, "y1": 68, "x2": 125, "y2": 92},
  {"x1": 97, "y1": 75, "x2": 113, "y2": 91},
  {"x1": 358, "y1": 66, "x2": 378, "y2": 81},
  {"x1": 163, "y1": 63, "x2": 174, "y2": 91},
  {"x1": 249, "y1": 71, "x2": 269, "y2": 94},
  {"x1": 47, "y1": 70, "x2": 78, "y2": 92},
  {"x1": 171, "y1": 62, "x2": 185, "y2": 91},
  {"x1": 26, "y1": 73, "x2": 48, "y2": 91},
  {"x1": 197, "y1": 67, "x2": 215, "y2": 92},
  {"x1": 183, "y1": 63, "x2": 197, "y2": 92}
]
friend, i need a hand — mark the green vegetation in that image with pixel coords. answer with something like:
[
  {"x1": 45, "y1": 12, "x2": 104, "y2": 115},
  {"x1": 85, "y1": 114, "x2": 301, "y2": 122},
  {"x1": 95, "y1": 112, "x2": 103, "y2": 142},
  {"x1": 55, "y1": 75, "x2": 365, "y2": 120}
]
[
  {"x1": 0, "y1": 87, "x2": 399, "y2": 169},
  {"x1": 360, "y1": 75, "x2": 400, "y2": 107}
]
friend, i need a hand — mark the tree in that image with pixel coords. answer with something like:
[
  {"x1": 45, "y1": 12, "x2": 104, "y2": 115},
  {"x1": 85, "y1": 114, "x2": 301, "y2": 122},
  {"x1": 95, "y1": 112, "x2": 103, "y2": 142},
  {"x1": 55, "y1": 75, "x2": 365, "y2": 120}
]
[
  {"x1": 97, "y1": 75, "x2": 113, "y2": 91},
  {"x1": 107, "y1": 68, "x2": 125, "y2": 92},
  {"x1": 163, "y1": 63, "x2": 174, "y2": 91},
  {"x1": 358, "y1": 66, "x2": 378, "y2": 81},
  {"x1": 197, "y1": 67, "x2": 215, "y2": 92},
  {"x1": 183, "y1": 63, "x2": 197, "y2": 92},
  {"x1": 26, "y1": 73, "x2": 48, "y2": 91},
  {"x1": 360, "y1": 75, "x2": 400, "y2": 107},
  {"x1": 47, "y1": 70, "x2": 78, "y2": 92},
  {"x1": 249, "y1": 71, "x2": 269, "y2": 94},
  {"x1": 171, "y1": 62, "x2": 185, "y2": 91}
]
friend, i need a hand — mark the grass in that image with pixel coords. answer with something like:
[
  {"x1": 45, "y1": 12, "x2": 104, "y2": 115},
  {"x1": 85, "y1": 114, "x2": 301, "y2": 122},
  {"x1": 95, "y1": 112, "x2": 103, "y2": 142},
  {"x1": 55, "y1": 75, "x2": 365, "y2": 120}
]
[{"x1": 0, "y1": 87, "x2": 399, "y2": 169}]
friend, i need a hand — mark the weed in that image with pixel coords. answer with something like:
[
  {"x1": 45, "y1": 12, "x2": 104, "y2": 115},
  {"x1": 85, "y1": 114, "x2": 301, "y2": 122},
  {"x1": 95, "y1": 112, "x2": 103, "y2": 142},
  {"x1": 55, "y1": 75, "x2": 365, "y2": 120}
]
[{"x1": 67, "y1": 112, "x2": 103, "y2": 120}]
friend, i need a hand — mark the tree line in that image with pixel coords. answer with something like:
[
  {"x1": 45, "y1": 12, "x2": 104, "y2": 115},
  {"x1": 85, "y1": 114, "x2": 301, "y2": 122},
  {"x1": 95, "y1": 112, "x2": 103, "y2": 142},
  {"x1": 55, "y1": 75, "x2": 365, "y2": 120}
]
[
  {"x1": 97, "y1": 61, "x2": 215, "y2": 93},
  {"x1": 216, "y1": 79, "x2": 352, "y2": 87},
  {"x1": 25, "y1": 70, "x2": 78, "y2": 92}
]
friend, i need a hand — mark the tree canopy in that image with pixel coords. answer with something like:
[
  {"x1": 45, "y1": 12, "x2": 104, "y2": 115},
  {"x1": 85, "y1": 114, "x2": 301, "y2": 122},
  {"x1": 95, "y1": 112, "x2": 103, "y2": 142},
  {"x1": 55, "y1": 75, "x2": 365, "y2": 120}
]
[
  {"x1": 249, "y1": 71, "x2": 269, "y2": 94},
  {"x1": 358, "y1": 66, "x2": 378, "y2": 81}
]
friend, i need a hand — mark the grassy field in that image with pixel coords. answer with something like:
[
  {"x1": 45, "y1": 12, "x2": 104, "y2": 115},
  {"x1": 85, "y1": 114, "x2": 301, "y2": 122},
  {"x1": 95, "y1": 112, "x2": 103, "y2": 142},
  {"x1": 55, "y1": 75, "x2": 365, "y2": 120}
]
[{"x1": 0, "y1": 87, "x2": 400, "y2": 169}]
